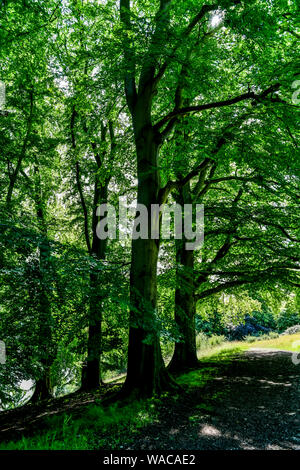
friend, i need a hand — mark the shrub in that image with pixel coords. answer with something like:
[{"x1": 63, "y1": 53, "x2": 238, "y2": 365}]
[
  {"x1": 226, "y1": 315, "x2": 272, "y2": 340},
  {"x1": 245, "y1": 331, "x2": 279, "y2": 343},
  {"x1": 196, "y1": 333, "x2": 226, "y2": 351},
  {"x1": 208, "y1": 335, "x2": 226, "y2": 347},
  {"x1": 196, "y1": 332, "x2": 209, "y2": 350},
  {"x1": 268, "y1": 331, "x2": 279, "y2": 339},
  {"x1": 250, "y1": 310, "x2": 277, "y2": 330},
  {"x1": 276, "y1": 311, "x2": 300, "y2": 333},
  {"x1": 195, "y1": 311, "x2": 227, "y2": 337},
  {"x1": 245, "y1": 336, "x2": 259, "y2": 343},
  {"x1": 281, "y1": 325, "x2": 300, "y2": 336}
]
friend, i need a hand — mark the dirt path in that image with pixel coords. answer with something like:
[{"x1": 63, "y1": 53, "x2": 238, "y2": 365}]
[
  {"x1": 128, "y1": 349, "x2": 300, "y2": 450},
  {"x1": 0, "y1": 349, "x2": 299, "y2": 449}
]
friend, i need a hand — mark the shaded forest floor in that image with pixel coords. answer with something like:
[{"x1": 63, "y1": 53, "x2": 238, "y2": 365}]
[
  {"x1": 0, "y1": 348, "x2": 299, "y2": 450},
  {"x1": 129, "y1": 349, "x2": 300, "y2": 450}
]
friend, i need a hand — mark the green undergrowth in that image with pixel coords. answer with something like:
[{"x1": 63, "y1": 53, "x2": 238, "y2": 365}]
[
  {"x1": 178, "y1": 344, "x2": 246, "y2": 391},
  {"x1": 198, "y1": 341, "x2": 247, "y2": 361},
  {"x1": 0, "y1": 344, "x2": 243, "y2": 450},
  {"x1": 177, "y1": 366, "x2": 217, "y2": 389},
  {"x1": 0, "y1": 350, "x2": 236, "y2": 450},
  {"x1": 2, "y1": 336, "x2": 297, "y2": 450},
  {"x1": 0, "y1": 400, "x2": 159, "y2": 450}
]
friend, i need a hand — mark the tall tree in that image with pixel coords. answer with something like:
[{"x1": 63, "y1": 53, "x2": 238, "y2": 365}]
[
  {"x1": 168, "y1": 110, "x2": 299, "y2": 371},
  {"x1": 119, "y1": 0, "x2": 298, "y2": 396}
]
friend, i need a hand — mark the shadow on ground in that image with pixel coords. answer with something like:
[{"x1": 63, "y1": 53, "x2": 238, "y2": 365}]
[
  {"x1": 0, "y1": 350, "x2": 299, "y2": 450},
  {"x1": 126, "y1": 350, "x2": 300, "y2": 450}
]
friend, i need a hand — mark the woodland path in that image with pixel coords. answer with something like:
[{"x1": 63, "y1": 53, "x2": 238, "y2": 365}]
[
  {"x1": 128, "y1": 349, "x2": 300, "y2": 450},
  {"x1": 0, "y1": 349, "x2": 299, "y2": 450}
]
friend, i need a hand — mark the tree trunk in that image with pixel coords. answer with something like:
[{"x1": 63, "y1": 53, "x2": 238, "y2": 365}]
[
  {"x1": 30, "y1": 368, "x2": 52, "y2": 403},
  {"x1": 72, "y1": 111, "x2": 111, "y2": 392},
  {"x1": 118, "y1": 0, "x2": 180, "y2": 399},
  {"x1": 81, "y1": 271, "x2": 103, "y2": 390},
  {"x1": 122, "y1": 123, "x2": 175, "y2": 398},
  {"x1": 81, "y1": 183, "x2": 108, "y2": 391},
  {"x1": 168, "y1": 183, "x2": 198, "y2": 373},
  {"x1": 31, "y1": 254, "x2": 53, "y2": 402},
  {"x1": 168, "y1": 239, "x2": 198, "y2": 373},
  {"x1": 30, "y1": 167, "x2": 54, "y2": 403}
]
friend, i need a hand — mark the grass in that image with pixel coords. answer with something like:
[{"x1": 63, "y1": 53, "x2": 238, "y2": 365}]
[
  {"x1": 248, "y1": 333, "x2": 300, "y2": 351},
  {"x1": 197, "y1": 341, "x2": 247, "y2": 360},
  {"x1": 196, "y1": 333, "x2": 300, "y2": 360},
  {"x1": 1, "y1": 333, "x2": 299, "y2": 450},
  {"x1": 0, "y1": 400, "x2": 159, "y2": 450},
  {"x1": 177, "y1": 367, "x2": 217, "y2": 388}
]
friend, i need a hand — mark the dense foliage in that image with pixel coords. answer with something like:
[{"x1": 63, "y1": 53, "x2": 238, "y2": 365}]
[{"x1": 0, "y1": 0, "x2": 299, "y2": 407}]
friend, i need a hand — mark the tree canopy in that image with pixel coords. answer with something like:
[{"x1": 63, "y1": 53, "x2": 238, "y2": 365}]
[{"x1": 0, "y1": 0, "x2": 299, "y2": 406}]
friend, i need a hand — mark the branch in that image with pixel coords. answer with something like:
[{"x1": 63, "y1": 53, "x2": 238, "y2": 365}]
[
  {"x1": 196, "y1": 188, "x2": 244, "y2": 284},
  {"x1": 280, "y1": 28, "x2": 300, "y2": 39},
  {"x1": 194, "y1": 110, "x2": 254, "y2": 199},
  {"x1": 196, "y1": 279, "x2": 252, "y2": 301},
  {"x1": 154, "y1": 83, "x2": 281, "y2": 130},
  {"x1": 251, "y1": 218, "x2": 299, "y2": 243},
  {"x1": 196, "y1": 267, "x2": 299, "y2": 301},
  {"x1": 288, "y1": 281, "x2": 300, "y2": 288},
  {"x1": 120, "y1": 0, "x2": 137, "y2": 113},
  {"x1": 6, "y1": 89, "x2": 34, "y2": 208},
  {"x1": 70, "y1": 106, "x2": 91, "y2": 254},
  {"x1": 138, "y1": 0, "x2": 172, "y2": 94},
  {"x1": 191, "y1": 160, "x2": 214, "y2": 200},
  {"x1": 160, "y1": 49, "x2": 193, "y2": 142},
  {"x1": 197, "y1": 265, "x2": 300, "y2": 278},
  {"x1": 158, "y1": 157, "x2": 212, "y2": 204},
  {"x1": 154, "y1": 3, "x2": 218, "y2": 85}
]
